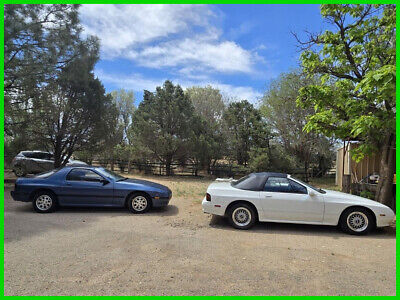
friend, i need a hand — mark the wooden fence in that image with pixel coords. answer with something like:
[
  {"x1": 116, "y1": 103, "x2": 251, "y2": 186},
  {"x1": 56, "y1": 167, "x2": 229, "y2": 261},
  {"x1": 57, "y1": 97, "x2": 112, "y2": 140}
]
[
  {"x1": 4, "y1": 155, "x2": 335, "y2": 180},
  {"x1": 88, "y1": 159, "x2": 335, "y2": 180}
]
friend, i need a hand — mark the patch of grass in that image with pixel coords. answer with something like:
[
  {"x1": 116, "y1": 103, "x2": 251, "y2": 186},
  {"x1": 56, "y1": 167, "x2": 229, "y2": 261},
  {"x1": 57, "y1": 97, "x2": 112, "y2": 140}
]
[
  {"x1": 308, "y1": 176, "x2": 339, "y2": 191},
  {"x1": 124, "y1": 173, "x2": 213, "y2": 201},
  {"x1": 123, "y1": 173, "x2": 341, "y2": 199}
]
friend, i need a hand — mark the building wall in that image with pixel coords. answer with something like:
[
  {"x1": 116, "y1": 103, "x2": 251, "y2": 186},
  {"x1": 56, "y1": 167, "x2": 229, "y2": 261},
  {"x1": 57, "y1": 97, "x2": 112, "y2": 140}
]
[{"x1": 336, "y1": 143, "x2": 382, "y2": 189}]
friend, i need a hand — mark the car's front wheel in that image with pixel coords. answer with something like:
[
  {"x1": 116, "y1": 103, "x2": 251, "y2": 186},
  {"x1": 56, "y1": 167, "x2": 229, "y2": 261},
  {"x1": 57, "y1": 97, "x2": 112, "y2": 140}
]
[
  {"x1": 339, "y1": 207, "x2": 375, "y2": 235},
  {"x1": 228, "y1": 203, "x2": 256, "y2": 230},
  {"x1": 33, "y1": 191, "x2": 57, "y2": 213},
  {"x1": 128, "y1": 193, "x2": 151, "y2": 214}
]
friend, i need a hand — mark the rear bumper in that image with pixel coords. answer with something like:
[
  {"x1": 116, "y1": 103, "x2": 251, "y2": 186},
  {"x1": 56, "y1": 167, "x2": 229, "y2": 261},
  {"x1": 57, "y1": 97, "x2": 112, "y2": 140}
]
[
  {"x1": 202, "y1": 197, "x2": 225, "y2": 216},
  {"x1": 10, "y1": 190, "x2": 30, "y2": 202}
]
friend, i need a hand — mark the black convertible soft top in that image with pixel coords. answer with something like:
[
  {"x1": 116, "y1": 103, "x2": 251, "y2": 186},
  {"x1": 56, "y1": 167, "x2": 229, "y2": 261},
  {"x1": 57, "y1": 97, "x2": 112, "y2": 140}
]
[{"x1": 232, "y1": 172, "x2": 288, "y2": 191}]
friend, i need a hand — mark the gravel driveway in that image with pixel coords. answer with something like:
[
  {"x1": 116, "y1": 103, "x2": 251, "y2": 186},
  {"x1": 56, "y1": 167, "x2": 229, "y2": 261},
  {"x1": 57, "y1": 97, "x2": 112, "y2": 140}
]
[{"x1": 4, "y1": 184, "x2": 396, "y2": 296}]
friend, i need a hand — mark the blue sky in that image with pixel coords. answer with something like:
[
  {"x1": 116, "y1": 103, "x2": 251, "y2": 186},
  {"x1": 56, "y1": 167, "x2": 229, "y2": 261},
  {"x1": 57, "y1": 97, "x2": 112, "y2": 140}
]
[{"x1": 79, "y1": 4, "x2": 325, "y2": 104}]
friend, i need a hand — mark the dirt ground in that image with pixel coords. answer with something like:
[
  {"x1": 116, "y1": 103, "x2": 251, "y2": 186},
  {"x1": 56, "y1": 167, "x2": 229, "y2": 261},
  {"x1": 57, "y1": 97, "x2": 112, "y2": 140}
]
[{"x1": 4, "y1": 175, "x2": 396, "y2": 296}]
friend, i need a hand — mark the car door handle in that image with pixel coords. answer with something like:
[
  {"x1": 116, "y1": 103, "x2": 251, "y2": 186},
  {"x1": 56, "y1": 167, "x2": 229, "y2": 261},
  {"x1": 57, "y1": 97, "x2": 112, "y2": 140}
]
[
  {"x1": 66, "y1": 182, "x2": 71, "y2": 186},
  {"x1": 264, "y1": 195, "x2": 272, "y2": 198}
]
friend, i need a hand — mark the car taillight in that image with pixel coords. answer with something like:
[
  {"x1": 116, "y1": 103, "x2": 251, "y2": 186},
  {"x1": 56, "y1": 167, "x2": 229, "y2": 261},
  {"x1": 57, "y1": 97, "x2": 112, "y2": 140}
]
[{"x1": 206, "y1": 193, "x2": 211, "y2": 201}]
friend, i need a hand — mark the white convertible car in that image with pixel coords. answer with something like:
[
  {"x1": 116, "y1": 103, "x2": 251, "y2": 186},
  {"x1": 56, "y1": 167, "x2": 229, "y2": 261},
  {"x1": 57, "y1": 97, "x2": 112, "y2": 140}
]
[{"x1": 202, "y1": 172, "x2": 395, "y2": 234}]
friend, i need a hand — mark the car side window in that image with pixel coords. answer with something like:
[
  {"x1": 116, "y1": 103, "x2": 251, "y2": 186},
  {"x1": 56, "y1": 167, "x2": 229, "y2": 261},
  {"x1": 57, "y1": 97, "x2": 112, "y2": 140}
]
[
  {"x1": 66, "y1": 169, "x2": 103, "y2": 182},
  {"x1": 289, "y1": 179, "x2": 308, "y2": 194},
  {"x1": 264, "y1": 177, "x2": 292, "y2": 193},
  {"x1": 36, "y1": 153, "x2": 49, "y2": 160},
  {"x1": 23, "y1": 152, "x2": 36, "y2": 158}
]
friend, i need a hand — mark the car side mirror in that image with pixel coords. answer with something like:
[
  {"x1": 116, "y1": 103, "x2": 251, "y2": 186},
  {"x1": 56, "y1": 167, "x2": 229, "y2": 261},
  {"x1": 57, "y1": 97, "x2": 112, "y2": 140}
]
[
  {"x1": 309, "y1": 190, "x2": 316, "y2": 197},
  {"x1": 100, "y1": 179, "x2": 109, "y2": 185}
]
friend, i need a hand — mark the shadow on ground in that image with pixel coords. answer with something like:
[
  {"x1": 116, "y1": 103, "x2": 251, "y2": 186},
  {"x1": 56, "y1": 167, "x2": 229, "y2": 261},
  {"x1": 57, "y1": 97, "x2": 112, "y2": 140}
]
[
  {"x1": 5, "y1": 193, "x2": 178, "y2": 243},
  {"x1": 209, "y1": 215, "x2": 396, "y2": 239}
]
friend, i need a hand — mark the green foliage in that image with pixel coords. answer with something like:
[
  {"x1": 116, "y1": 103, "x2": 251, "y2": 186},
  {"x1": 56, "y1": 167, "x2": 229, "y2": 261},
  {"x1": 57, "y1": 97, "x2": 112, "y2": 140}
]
[
  {"x1": 186, "y1": 86, "x2": 227, "y2": 169},
  {"x1": 131, "y1": 81, "x2": 196, "y2": 175},
  {"x1": 223, "y1": 100, "x2": 269, "y2": 166},
  {"x1": 261, "y1": 70, "x2": 334, "y2": 175},
  {"x1": 32, "y1": 56, "x2": 118, "y2": 167},
  {"x1": 249, "y1": 145, "x2": 299, "y2": 173},
  {"x1": 4, "y1": 4, "x2": 117, "y2": 167},
  {"x1": 185, "y1": 86, "x2": 225, "y2": 126},
  {"x1": 360, "y1": 190, "x2": 375, "y2": 200},
  {"x1": 4, "y1": 4, "x2": 88, "y2": 135},
  {"x1": 111, "y1": 89, "x2": 136, "y2": 144},
  {"x1": 297, "y1": 4, "x2": 396, "y2": 163}
]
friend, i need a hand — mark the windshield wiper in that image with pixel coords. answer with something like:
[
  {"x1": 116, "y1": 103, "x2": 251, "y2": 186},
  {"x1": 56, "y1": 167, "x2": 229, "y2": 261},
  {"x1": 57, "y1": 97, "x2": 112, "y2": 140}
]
[{"x1": 116, "y1": 178, "x2": 128, "y2": 182}]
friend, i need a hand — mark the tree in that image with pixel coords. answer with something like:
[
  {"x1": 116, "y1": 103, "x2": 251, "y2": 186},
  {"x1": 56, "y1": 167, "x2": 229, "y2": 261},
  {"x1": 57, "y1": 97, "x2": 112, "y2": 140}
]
[
  {"x1": 4, "y1": 4, "x2": 85, "y2": 135},
  {"x1": 110, "y1": 89, "x2": 136, "y2": 171},
  {"x1": 31, "y1": 53, "x2": 118, "y2": 167},
  {"x1": 186, "y1": 86, "x2": 226, "y2": 125},
  {"x1": 4, "y1": 4, "x2": 118, "y2": 167},
  {"x1": 111, "y1": 89, "x2": 135, "y2": 144},
  {"x1": 186, "y1": 86, "x2": 227, "y2": 171},
  {"x1": 223, "y1": 100, "x2": 266, "y2": 166},
  {"x1": 295, "y1": 4, "x2": 395, "y2": 207},
  {"x1": 261, "y1": 71, "x2": 334, "y2": 179},
  {"x1": 131, "y1": 81, "x2": 195, "y2": 175}
]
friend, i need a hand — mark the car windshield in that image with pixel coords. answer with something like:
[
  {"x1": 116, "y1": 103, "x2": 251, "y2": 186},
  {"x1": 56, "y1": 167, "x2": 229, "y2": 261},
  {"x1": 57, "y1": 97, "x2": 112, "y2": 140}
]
[
  {"x1": 95, "y1": 167, "x2": 126, "y2": 181},
  {"x1": 291, "y1": 177, "x2": 326, "y2": 194},
  {"x1": 34, "y1": 169, "x2": 60, "y2": 178}
]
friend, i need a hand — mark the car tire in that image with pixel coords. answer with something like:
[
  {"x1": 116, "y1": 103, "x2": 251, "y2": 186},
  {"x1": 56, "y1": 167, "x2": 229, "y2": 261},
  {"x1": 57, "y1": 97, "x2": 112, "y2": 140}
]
[
  {"x1": 339, "y1": 207, "x2": 375, "y2": 235},
  {"x1": 128, "y1": 193, "x2": 151, "y2": 214},
  {"x1": 33, "y1": 191, "x2": 57, "y2": 213},
  {"x1": 13, "y1": 165, "x2": 26, "y2": 177},
  {"x1": 228, "y1": 203, "x2": 256, "y2": 230}
]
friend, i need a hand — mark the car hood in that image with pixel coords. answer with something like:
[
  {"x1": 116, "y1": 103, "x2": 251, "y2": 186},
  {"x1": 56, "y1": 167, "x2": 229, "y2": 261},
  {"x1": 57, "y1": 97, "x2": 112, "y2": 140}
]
[
  {"x1": 119, "y1": 178, "x2": 170, "y2": 192},
  {"x1": 323, "y1": 189, "x2": 387, "y2": 207}
]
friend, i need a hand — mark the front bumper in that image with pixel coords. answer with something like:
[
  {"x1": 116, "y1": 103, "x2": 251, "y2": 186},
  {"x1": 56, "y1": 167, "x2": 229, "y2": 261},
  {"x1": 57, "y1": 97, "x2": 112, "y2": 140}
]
[
  {"x1": 202, "y1": 197, "x2": 225, "y2": 216},
  {"x1": 152, "y1": 197, "x2": 170, "y2": 208},
  {"x1": 10, "y1": 190, "x2": 30, "y2": 202},
  {"x1": 376, "y1": 209, "x2": 395, "y2": 227}
]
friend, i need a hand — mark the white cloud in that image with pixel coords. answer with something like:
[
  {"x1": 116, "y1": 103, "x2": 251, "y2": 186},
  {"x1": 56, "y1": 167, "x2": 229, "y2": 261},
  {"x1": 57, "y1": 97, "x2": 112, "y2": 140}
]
[
  {"x1": 80, "y1": 4, "x2": 260, "y2": 75},
  {"x1": 80, "y1": 4, "x2": 213, "y2": 56},
  {"x1": 212, "y1": 83, "x2": 263, "y2": 104},
  {"x1": 96, "y1": 69, "x2": 262, "y2": 103},
  {"x1": 132, "y1": 38, "x2": 255, "y2": 73}
]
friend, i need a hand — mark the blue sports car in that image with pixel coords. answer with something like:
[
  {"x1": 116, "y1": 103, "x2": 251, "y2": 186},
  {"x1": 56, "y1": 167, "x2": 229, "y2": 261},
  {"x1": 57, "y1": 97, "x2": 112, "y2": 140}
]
[{"x1": 10, "y1": 166, "x2": 172, "y2": 213}]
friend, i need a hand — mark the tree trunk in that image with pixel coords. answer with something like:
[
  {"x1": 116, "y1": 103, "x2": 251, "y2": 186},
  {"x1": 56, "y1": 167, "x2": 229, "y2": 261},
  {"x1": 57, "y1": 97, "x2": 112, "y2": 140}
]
[
  {"x1": 375, "y1": 134, "x2": 395, "y2": 210},
  {"x1": 165, "y1": 157, "x2": 172, "y2": 176},
  {"x1": 52, "y1": 134, "x2": 64, "y2": 168},
  {"x1": 304, "y1": 161, "x2": 309, "y2": 182},
  {"x1": 342, "y1": 174, "x2": 351, "y2": 193},
  {"x1": 127, "y1": 155, "x2": 131, "y2": 173}
]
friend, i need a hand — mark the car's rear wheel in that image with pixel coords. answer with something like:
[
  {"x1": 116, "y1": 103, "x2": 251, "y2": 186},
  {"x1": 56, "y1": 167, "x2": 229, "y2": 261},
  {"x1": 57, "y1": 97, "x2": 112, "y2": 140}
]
[
  {"x1": 128, "y1": 193, "x2": 151, "y2": 214},
  {"x1": 339, "y1": 207, "x2": 375, "y2": 235},
  {"x1": 33, "y1": 191, "x2": 57, "y2": 213},
  {"x1": 228, "y1": 203, "x2": 256, "y2": 230},
  {"x1": 13, "y1": 165, "x2": 26, "y2": 177}
]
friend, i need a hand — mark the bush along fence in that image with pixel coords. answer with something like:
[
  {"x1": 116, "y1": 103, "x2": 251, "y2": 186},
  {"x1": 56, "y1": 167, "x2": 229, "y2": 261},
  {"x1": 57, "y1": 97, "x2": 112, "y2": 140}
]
[{"x1": 87, "y1": 159, "x2": 335, "y2": 181}]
